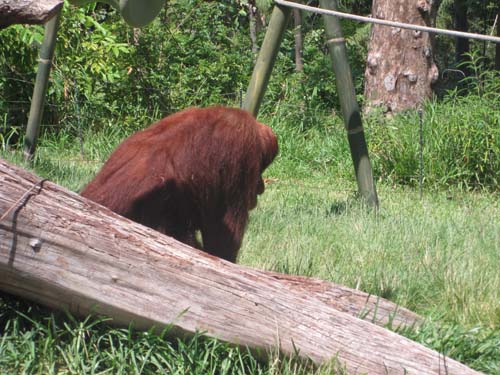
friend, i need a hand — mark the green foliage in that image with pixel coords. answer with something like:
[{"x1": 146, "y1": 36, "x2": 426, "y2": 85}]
[
  {"x1": 367, "y1": 110, "x2": 422, "y2": 186},
  {"x1": 261, "y1": 15, "x2": 370, "y2": 120},
  {"x1": 400, "y1": 322, "x2": 500, "y2": 374},
  {"x1": 51, "y1": 4, "x2": 133, "y2": 130},
  {"x1": 258, "y1": 105, "x2": 353, "y2": 180},
  {"x1": 0, "y1": 1, "x2": 255, "y2": 137},
  {"x1": 0, "y1": 24, "x2": 41, "y2": 130},
  {"x1": 131, "y1": 0, "x2": 253, "y2": 115},
  {"x1": 367, "y1": 67, "x2": 500, "y2": 190},
  {"x1": 0, "y1": 114, "x2": 20, "y2": 151}
]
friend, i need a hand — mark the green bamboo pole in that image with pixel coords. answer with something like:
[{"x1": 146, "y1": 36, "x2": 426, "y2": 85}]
[
  {"x1": 243, "y1": 4, "x2": 292, "y2": 116},
  {"x1": 319, "y1": 0, "x2": 379, "y2": 208},
  {"x1": 24, "y1": 10, "x2": 62, "y2": 161}
]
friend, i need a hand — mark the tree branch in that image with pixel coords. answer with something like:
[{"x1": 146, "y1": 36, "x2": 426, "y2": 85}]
[{"x1": 0, "y1": 0, "x2": 63, "y2": 29}]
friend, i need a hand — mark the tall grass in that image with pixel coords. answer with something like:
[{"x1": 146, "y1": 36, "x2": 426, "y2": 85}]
[
  {"x1": 366, "y1": 70, "x2": 500, "y2": 190},
  {"x1": 241, "y1": 182, "x2": 500, "y2": 327}
]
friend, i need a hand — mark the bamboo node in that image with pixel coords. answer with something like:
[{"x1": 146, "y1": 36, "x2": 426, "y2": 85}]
[
  {"x1": 326, "y1": 37, "x2": 345, "y2": 44},
  {"x1": 347, "y1": 126, "x2": 364, "y2": 135}
]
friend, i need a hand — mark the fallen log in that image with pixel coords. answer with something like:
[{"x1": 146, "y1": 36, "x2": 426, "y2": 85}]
[
  {"x1": 264, "y1": 271, "x2": 421, "y2": 329},
  {"x1": 0, "y1": 0, "x2": 63, "y2": 29},
  {"x1": 0, "y1": 158, "x2": 481, "y2": 374}
]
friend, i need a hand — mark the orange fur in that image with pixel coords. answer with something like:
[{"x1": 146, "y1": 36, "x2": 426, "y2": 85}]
[{"x1": 81, "y1": 106, "x2": 278, "y2": 262}]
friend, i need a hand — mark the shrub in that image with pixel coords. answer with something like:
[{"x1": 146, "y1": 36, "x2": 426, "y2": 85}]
[{"x1": 367, "y1": 69, "x2": 500, "y2": 190}]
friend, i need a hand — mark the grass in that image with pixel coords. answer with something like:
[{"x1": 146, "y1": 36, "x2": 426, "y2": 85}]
[
  {"x1": 0, "y1": 298, "x2": 266, "y2": 375},
  {"x1": 365, "y1": 72, "x2": 500, "y2": 190},
  {"x1": 243, "y1": 180, "x2": 500, "y2": 325},
  {"x1": 1, "y1": 104, "x2": 500, "y2": 374}
]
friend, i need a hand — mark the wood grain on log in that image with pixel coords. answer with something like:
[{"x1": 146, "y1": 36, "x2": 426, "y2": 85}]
[
  {"x1": 0, "y1": 158, "x2": 482, "y2": 374},
  {"x1": 0, "y1": 0, "x2": 63, "y2": 29}
]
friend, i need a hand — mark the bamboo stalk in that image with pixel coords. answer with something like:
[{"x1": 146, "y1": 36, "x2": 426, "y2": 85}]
[
  {"x1": 320, "y1": 0, "x2": 379, "y2": 208},
  {"x1": 243, "y1": 5, "x2": 292, "y2": 116},
  {"x1": 24, "y1": 9, "x2": 62, "y2": 160}
]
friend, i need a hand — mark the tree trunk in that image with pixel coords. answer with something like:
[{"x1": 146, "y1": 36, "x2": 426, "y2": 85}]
[
  {"x1": 454, "y1": 0, "x2": 470, "y2": 74},
  {"x1": 249, "y1": 1, "x2": 259, "y2": 55},
  {"x1": 0, "y1": 158, "x2": 482, "y2": 374},
  {"x1": 364, "y1": 0, "x2": 441, "y2": 113},
  {"x1": 293, "y1": 8, "x2": 304, "y2": 72},
  {"x1": 248, "y1": 1, "x2": 268, "y2": 55},
  {"x1": 0, "y1": 0, "x2": 63, "y2": 29},
  {"x1": 496, "y1": 13, "x2": 500, "y2": 71}
]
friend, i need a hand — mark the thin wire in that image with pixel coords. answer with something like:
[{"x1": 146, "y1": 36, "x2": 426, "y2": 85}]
[
  {"x1": 274, "y1": 0, "x2": 500, "y2": 44},
  {"x1": 0, "y1": 179, "x2": 46, "y2": 223}
]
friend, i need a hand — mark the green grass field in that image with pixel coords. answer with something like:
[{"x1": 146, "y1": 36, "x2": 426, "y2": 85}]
[{"x1": 1, "y1": 109, "x2": 500, "y2": 374}]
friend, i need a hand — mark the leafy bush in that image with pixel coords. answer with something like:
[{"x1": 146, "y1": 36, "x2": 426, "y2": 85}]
[
  {"x1": 0, "y1": 1, "x2": 255, "y2": 137},
  {"x1": 261, "y1": 16, "x2": 369, "y2": 124},
  {"x1": 0, "y1": 23, "x2": 42, "y2": 134},
  {"x1": 367, "y1": 69, "x2": 500, "y2": 190}
]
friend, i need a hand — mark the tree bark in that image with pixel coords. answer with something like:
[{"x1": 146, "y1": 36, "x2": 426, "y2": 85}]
[
  {"x1": 0, "y1": 158, "x2": 482, "y2": 374},
  {"x1": 249, "y1": 1, "x2": 259, "y2": 55},
  {"x1": 293, "y1": 8, "x2": 304, "y2": 72},
  {"x1": 364, "y1": 0, "x2": 441, "y2": 114},
  {"x1": 0, "y1": 0, "x2": 63, "y2": 29},
  {"x1": 495, "y1": 13, "x2": 500, "y2": 71}
]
